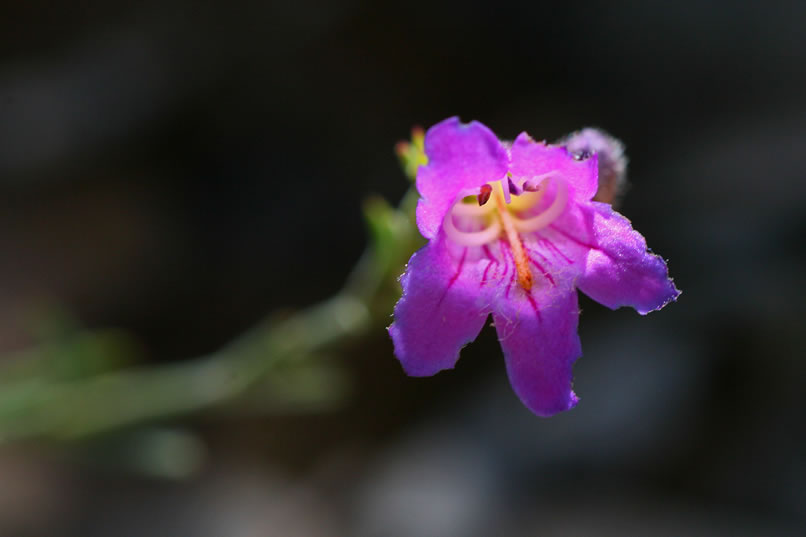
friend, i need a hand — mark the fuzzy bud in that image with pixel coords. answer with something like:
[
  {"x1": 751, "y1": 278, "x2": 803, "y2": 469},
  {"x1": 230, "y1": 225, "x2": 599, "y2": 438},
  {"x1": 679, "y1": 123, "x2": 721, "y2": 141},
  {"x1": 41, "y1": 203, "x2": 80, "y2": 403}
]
[{"x1": 558, "y1": 128, "x2": 627, "y2": 206}]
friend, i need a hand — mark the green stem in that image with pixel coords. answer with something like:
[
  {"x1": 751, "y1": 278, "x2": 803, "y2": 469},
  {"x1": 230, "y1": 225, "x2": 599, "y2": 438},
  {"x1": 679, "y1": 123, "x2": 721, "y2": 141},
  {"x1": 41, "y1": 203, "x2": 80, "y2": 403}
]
[{"x1": 0, "y1": 188, "x2": 421, "y2": 442}]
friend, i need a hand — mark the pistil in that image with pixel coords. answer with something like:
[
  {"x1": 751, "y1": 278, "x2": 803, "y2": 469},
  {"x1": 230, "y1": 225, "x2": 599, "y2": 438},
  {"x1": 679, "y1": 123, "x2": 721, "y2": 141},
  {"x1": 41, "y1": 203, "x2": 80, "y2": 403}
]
[{"x1": 493, "y1": 187, "x2": 533, "y2": 291}]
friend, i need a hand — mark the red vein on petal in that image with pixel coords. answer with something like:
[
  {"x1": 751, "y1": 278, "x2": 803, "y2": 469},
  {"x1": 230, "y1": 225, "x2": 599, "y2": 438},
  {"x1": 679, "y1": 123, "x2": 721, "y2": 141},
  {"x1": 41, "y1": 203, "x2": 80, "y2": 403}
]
[
  {"x1": 527, "y1": 255, "x2": 555, "y2": 286},
  {"x1": 437, "y1": 247, "x2": 467, "y2": 307},
  {"x1": 480, "y1": 245, "x2": 499, "y2": 287},
  {"x1": 498, "y1": 243, "x2": 510, "y2": 280},
  {"x1": 539, "y1": 237, "x2": 573, "y2": 264},
  {"x1": 481, "y1": 260, "x2": 495, "y2": 287},
  {"x1": 549, "y1": 225, "x2": 597, "y2": 251},
  {"x1": 482, "y1": 244, "x2": 497, "y2": 262},
  {"x1": 549, "y1": 225, "x2": 619, "y2": 262},
  {"x1": 526, "y1": 293, "x2": 542, "y2": 323},
  {"x1": 501, "y1": 243, "x2": 517, "y2": 299}
]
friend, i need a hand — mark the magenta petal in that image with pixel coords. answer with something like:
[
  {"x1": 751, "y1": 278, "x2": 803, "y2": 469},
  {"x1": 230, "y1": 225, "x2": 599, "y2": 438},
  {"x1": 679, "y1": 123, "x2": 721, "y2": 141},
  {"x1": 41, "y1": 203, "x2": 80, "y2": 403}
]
[
  {"x1": 509, "y1": 132, "x2": 599, "y2": 202},
  {"x1": 389, "y1": 236, "x2": 490, "y2": 376},
  {"x1": 416, "y1": 117, "x2": 509, "y2": 239},
  {"x1": 576, "y1": 202, "x2": 680, "y2": 315},
  {"x1": 493, "y1": 289, "x2": 581, "y2": 417}
]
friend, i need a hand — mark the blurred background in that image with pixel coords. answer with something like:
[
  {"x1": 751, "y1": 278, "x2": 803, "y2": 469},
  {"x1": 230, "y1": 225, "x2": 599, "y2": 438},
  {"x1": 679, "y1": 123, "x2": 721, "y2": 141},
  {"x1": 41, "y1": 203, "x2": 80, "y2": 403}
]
[{"x1": 1, "y1": 1, "x2": 805, "y2": 535}]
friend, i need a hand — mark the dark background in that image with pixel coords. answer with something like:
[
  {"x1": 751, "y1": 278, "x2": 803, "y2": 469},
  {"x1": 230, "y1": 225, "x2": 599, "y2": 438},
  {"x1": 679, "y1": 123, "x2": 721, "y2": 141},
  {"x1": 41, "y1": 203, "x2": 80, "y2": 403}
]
[{"x1": 0, "y1": 1, "x2": 805, "y2": 535}]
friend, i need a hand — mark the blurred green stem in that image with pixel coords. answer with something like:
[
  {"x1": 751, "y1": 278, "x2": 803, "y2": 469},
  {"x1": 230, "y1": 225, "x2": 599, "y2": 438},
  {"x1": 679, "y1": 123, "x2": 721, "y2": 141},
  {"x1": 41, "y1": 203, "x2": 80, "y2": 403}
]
[{"x1": 0, "y1": 188, "x2": 421, "y2": 443}]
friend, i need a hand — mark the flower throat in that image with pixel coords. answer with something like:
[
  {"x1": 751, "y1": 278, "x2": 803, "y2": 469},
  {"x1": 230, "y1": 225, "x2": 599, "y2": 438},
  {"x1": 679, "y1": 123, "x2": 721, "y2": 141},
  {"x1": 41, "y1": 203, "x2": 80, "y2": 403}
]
[{"x1": 442, "y1": 175, "x2": 569, "y2": 291}]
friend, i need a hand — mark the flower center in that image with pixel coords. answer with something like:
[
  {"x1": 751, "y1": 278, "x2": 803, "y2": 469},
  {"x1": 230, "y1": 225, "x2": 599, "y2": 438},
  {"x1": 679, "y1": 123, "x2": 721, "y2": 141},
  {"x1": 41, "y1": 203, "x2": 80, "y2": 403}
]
[{"x1": 442, "y1": 173, "x2": 569, "y2": 290}]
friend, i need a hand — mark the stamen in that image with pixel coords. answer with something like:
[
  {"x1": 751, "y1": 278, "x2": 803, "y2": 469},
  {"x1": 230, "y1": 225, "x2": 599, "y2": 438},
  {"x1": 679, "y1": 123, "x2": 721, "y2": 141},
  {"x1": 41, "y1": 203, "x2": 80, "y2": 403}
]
[
  {"x1": 443, "y1": 211, "x2": 502, "y2": 247},
  {"x1": 501, "y1": 176, "x2": 512, "y2": 204},
  {"x1": 522, "y1": 172, "x2": 557, "y2": 192},
  {"x1": 507, "y1": 177, "x2": 521, "y2": 196},
  {"x1": 512, "y1": 177, "x2": 569, "y2": 233},
  {"x1": 522, "y1": 180, "x2": 540, "y2": 192},
  {"x1": 493, "y1": 189, "x2": 533, "y2": 291},
  {"x1": 477, "y1": 184, "x2": 492, "y2": 206},
  {"x1": 442, "y1": 173, "x2": 566, "y2": 273}
]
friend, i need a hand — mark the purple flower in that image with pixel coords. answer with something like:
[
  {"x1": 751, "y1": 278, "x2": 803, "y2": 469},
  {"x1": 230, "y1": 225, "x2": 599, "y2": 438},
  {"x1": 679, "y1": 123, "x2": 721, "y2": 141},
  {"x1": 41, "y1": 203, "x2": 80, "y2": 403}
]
[{"x1": 388, "y1": 117, "x2": 680, "y2": 417}]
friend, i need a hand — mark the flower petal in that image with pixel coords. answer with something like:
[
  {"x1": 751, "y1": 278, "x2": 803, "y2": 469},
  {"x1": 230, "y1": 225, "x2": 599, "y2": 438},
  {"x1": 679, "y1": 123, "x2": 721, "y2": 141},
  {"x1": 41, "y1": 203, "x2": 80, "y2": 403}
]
[
  {"x1": 416, "y1": 117, "x2": 509, "y2": 239},
  {"x1": 576, "y1": 202, "x2": 680, "y2": 314},
  {"x1": 493, "y1": 287, "x2": 581, "y2": 417},
  {"x1": 510, "y1": 132, "x2": 599, "y2": 202},
  {"x1": 389, "y1": 236, "x2": 491, "y2": 376}
]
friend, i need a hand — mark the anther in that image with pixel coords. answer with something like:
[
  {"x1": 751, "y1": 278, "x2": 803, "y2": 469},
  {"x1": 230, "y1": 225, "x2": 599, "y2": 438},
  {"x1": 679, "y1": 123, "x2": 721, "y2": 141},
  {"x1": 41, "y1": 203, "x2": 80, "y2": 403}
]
[
  {"x1": 507, "y1": 177, "x2": 521, "y2": 196},
  {"x1": 522, "y1": 172, "x2": 558, "y2": 192},
  {"x1": 477, "y1": 184, "x2": 492, "y2": 206},
  {"x1": 522, "y1": 178, "x2": 541, "y2": 192},
  {"x1": 512, "y1": 178, "x2": 569, "y2": 233}
]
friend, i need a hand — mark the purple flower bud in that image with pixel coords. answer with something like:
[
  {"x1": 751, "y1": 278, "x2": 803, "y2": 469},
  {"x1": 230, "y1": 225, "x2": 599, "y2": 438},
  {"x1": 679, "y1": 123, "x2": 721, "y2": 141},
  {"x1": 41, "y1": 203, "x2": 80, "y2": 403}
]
[{"x1": 558, "y1": 128, "x2": 627, "y2": 205}]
